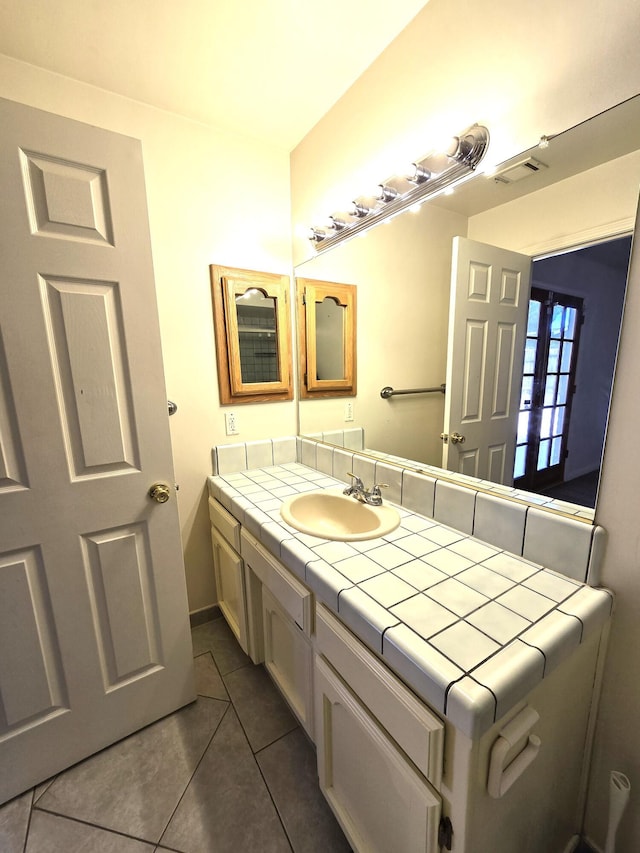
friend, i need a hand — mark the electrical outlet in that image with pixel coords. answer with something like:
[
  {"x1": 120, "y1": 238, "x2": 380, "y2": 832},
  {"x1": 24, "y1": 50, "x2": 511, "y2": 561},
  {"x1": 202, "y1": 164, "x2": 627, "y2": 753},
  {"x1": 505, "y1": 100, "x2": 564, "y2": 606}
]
[
  {"x1": 225, "y1": 411, "x2": 239, "y2": 435},
  {"x1": 344, "y1": 401, "x2": 354, "y2": 422}
]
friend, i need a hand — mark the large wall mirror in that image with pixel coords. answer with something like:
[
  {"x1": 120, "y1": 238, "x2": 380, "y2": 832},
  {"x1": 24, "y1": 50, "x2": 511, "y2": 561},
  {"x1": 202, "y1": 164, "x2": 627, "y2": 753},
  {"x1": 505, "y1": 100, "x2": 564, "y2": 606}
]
[{"x1": 294, "y1": 95, "x2": 640, "y2": 520}]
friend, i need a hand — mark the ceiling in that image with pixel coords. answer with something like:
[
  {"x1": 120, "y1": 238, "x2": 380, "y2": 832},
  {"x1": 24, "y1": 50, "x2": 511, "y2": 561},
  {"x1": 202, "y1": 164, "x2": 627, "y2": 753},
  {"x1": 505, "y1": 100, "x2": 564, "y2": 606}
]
[{"x1": 0, "y1": 0, "x2": 429, "y2": 151}]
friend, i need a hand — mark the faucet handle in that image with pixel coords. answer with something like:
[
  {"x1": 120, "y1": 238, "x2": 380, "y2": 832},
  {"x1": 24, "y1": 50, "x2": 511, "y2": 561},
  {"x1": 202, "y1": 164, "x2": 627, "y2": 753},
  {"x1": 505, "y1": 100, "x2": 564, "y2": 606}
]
[
  {"x1": 344, "y1": 472, "x2": 364, "y2": 496},
  {"x1": 369, "y1": 483, "x2": 388, "y2": 505}
]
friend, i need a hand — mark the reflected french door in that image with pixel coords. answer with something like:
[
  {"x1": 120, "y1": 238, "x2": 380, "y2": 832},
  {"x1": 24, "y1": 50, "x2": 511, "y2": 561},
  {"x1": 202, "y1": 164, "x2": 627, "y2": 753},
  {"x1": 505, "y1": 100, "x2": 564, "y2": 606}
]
[{"x1": 513, "y1": 287, "x2": 584, "y2": 490}]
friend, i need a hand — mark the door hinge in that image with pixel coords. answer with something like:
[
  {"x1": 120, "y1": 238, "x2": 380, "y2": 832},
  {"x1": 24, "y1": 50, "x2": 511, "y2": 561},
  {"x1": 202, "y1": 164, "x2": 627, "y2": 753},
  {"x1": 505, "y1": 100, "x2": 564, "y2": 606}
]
[{"x1": 438, "y1": 816, "x2": 453, "y2": 850}]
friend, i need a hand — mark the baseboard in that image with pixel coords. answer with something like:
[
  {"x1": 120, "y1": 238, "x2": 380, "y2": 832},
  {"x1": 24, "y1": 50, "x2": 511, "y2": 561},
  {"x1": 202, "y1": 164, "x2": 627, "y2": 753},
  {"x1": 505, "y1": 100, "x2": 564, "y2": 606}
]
[{"x1": 189, "y1": 604, "x2": 221, "y2": 627}]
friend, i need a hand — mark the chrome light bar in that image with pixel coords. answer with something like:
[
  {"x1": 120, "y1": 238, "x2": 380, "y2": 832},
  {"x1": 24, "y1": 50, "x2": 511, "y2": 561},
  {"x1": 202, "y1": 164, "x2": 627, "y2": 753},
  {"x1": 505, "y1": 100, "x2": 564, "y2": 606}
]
[{"x1": 308, "y1": 124, "x2": 489, "y2": 252}]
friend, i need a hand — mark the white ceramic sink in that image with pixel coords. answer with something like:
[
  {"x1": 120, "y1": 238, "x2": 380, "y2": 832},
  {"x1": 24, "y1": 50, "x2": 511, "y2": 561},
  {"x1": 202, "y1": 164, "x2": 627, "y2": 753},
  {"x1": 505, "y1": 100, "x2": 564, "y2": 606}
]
[{"x1": 280, "y1": 487, "x2": 400, "y2": 541}]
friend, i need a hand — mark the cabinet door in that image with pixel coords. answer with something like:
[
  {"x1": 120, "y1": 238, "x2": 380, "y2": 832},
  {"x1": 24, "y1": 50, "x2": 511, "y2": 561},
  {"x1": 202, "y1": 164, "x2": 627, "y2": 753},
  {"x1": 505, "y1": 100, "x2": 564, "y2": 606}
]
[
  {"x1": 315, "y1": 655, "x2": 441, "y2": 853},
  {"x1": 263, "y1": 586, "x2": 314, "y2": 739},
  {"x1": 211, "y1": 527, "x2": 248, "y2": 653}
]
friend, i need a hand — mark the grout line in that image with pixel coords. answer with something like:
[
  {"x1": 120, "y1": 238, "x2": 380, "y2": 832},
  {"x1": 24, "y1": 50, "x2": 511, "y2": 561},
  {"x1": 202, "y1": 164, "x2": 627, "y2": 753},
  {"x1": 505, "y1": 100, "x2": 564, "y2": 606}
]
[
  {"x1": 221, "y1": 667, "x2": 299, "y2": 756},
  {"x1": 218, "y1": 659, "x2": 298, "y2": 851},
  {"x1": 252, "y1": 746, "x2": 295, "y2": 853},
  {"x1": 29, "y1": 805, "x2": 162, "y2": 848},
  {"x1": 520, "y1": 504, "x2": 530, "y2": 556},
  {"x1": 22, "y1": 788, "x2": 36, "y2": 853},
  {"x1": 253, "y1": 726, "x2": 303, "y2": 757},
  {"x1": 155, "y1": 701, "x2": 232, "y2": 847}
]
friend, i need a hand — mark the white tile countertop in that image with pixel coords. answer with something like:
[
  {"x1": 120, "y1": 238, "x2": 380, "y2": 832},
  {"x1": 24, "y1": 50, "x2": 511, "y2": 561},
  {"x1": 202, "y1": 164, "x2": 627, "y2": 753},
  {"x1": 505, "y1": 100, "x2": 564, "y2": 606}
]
[{"x1": 208, "y1": 463, "x2": 613, "y2": 738}]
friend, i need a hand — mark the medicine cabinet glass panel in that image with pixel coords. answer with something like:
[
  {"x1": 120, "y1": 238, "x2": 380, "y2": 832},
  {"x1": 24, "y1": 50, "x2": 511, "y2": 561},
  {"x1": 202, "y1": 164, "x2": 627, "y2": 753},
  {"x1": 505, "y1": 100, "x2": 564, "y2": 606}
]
[
  {"x1": 296, "y1": 278, "x2": 356, "y2": 398},
  {"x1": 315, "y1": 297, "x2": 345, "y2": 380},
  {"x1": 210, "y1": 265, "x2": 293, "y2": 404}
]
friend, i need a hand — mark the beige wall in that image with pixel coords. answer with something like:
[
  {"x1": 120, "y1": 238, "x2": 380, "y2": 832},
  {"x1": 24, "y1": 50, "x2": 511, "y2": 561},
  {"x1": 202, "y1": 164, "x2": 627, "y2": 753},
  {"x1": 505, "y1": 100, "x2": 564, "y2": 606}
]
[
  {"x1": 0, "y1": 54, "x2": 296, "y2": 613},
  {"x1": 290, "y1": 0, "x2": 640, "y2": 849}
]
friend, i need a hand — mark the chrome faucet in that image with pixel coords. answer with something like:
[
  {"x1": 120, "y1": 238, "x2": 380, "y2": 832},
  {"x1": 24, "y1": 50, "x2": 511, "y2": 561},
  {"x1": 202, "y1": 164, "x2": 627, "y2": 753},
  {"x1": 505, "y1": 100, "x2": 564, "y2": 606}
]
[{"x1": 343, "y1": 473, "x2": 388, "y2": 506}]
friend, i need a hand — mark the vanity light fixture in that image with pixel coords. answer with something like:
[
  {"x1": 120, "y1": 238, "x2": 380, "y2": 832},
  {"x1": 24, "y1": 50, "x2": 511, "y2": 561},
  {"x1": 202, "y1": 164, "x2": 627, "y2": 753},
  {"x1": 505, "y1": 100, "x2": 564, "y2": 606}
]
[{"x1": 308, "y1": 123, "x2": 489, "y2": 252}]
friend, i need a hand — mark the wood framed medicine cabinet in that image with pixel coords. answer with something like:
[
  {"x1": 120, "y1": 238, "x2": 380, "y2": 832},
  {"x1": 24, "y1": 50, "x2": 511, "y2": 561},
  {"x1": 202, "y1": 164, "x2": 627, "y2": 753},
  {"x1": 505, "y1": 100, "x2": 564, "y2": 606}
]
[
  {"x1": 210, "y1": 265, "x2": 293, "y2": 404},
  {"x1": 296, "y1": 278, "x2": 357, "y2": 399}
]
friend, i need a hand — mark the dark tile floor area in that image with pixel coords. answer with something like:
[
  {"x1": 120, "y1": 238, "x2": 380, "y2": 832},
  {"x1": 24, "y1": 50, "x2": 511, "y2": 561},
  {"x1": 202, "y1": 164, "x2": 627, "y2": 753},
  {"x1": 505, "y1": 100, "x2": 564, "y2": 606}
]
[
  {"x1": 539, "y1": 470, "x2": 599, "y2": 508},
  {"x1": 0, "y1": 617, "x2": 350, "y2": 853}
]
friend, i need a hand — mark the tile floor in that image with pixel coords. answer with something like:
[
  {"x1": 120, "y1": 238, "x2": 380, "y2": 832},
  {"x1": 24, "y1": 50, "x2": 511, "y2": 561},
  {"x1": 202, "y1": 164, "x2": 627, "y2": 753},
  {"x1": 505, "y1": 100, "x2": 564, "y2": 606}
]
[{"x1": 0, "y1": 617, "x2": 351, "y2": 853}]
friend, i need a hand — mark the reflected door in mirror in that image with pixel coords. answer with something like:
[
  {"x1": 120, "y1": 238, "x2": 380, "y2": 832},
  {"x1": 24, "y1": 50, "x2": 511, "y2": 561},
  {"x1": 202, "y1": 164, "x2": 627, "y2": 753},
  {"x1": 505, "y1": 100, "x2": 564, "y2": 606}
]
[{"x1": 443, "y1": 237, "x2": 532, "y2": 484}]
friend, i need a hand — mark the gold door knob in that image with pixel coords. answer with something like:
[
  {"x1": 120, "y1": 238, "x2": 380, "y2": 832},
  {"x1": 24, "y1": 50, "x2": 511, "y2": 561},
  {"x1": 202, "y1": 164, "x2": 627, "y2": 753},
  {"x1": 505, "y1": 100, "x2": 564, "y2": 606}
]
[
  {"x1": 149, "y1": 482, "x2": 171, "y2": 503},
  {"x1": 450, "y1": 432, "x2": 466, "y2": 445}
]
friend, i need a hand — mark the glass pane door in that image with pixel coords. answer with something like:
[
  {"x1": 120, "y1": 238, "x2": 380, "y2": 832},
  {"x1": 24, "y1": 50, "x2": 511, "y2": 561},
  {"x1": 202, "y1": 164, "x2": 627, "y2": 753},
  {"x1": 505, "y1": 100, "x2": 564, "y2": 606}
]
[{"x1": 513, "y1": 288, "x2": 583, "y2": 490}]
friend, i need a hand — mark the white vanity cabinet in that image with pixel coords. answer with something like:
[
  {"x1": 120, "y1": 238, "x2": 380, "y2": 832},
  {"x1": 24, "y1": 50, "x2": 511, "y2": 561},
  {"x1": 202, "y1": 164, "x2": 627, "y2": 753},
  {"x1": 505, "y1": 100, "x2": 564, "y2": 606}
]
[
  {"x1": 209, "y1": 499, "x2": 315, "y2": 737},
  {"x1": 208, "y1": 497, "x2": 248, "y2": 653},
  {"x1": 315, "y1": 604, "x2": 444, "y2": 853},
  {"x1": 240, "y1": 528, "x2": 315, "y2": 738},
  {"x1": 208, "y1": 488, "x2": 608, "y2": 853}
]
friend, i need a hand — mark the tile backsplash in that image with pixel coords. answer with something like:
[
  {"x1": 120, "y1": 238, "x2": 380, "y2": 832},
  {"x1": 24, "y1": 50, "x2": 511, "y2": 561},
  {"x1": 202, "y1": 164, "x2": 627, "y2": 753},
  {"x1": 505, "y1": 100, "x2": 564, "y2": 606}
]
[{"x1": 212, "y1": 434, "x2": 605, "y2": 586}]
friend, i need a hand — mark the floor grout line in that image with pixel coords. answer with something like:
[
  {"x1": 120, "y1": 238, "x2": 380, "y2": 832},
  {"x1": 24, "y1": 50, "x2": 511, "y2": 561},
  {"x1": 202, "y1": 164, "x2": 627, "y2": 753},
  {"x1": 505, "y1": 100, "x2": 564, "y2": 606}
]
[
  {"x1": 21, "y1": 789, "x2": 35, "y2": 853},
  {"x1": 155, "y1": 699, "x2": 233, "y2": 850},
  {"x1": 252, "y1": 742, "x2": 295, "y2": 853},
  {"x1": 207, "y1": 640, "x2": 300, "y2": 852},
  {"x1": 29, "y1": 804, "x2": 161, "y2": 848}
]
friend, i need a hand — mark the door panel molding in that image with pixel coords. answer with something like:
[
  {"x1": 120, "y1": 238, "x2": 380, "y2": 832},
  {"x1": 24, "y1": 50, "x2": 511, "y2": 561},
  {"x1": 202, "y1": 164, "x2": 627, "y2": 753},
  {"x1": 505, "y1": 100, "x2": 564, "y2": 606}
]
[{"x1": 20, "y1": 149, "x2": 114, "y2": 245}]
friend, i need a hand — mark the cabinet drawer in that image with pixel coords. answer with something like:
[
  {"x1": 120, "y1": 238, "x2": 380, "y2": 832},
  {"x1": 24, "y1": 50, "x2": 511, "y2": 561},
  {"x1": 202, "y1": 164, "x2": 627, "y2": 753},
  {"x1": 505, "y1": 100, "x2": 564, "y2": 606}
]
[
  {"x1": 209, "y1": 497, "x2": 241, "y2": 551},
  {"x1": 241, "y1": 529, "x2": 313, "y2": 636},
  {"x1": 316, "y1": 604, "x2": 444, "y2": 789}
]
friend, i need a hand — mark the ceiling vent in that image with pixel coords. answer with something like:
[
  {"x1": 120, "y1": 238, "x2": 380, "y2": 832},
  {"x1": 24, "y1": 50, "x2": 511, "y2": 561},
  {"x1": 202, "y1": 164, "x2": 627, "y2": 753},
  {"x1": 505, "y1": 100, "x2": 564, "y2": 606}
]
[{"x1": 494, "y1": 157, "x2": 548, "y2": 184}]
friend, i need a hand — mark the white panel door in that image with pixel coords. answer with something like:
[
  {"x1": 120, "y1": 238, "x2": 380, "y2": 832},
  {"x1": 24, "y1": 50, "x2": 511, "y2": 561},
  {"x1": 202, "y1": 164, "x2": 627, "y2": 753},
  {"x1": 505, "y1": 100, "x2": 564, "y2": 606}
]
[
  {"x1": 443, "y1": 237, "x2": 531, "y2": 484},
  {"x1": 0, "y1": 97, "x2": 194, "y2": 804}
]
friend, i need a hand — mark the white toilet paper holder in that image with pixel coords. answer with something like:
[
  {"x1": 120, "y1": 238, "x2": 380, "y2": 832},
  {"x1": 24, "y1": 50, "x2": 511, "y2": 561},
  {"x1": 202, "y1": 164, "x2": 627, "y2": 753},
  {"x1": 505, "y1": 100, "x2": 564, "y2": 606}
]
[{"x1": 488, "y1": 705, "x2": 541, "y2": 798}]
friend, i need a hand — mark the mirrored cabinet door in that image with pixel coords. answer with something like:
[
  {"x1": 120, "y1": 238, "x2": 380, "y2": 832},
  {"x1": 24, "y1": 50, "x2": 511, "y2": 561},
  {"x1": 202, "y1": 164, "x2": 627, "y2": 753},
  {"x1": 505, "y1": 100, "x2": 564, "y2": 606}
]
[
  {"x1": 210, "y1": 265, "x2": 293, "y2": 404},
  {"x1": 296, "y1": 278, "x2": 357, "y2": 398}
]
